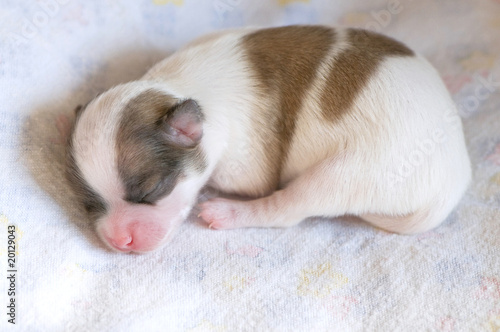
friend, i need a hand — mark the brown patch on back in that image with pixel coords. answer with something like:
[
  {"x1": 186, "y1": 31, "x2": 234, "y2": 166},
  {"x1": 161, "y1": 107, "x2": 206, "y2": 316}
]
[
  {"x1": 320, "y1": 28, "x2": 415, "y2": 121},
  {"x1": 117, "y1": 89, "x2": 206, "y2": 205},
  {"x1": 242, "y1": 25, "x2": 336, "y2": 190}
]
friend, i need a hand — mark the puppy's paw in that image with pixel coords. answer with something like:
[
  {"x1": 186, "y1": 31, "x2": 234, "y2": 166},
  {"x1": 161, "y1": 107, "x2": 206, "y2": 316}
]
[{"x1": 198, "y1": 198, "x2": 238, "y2": 230}]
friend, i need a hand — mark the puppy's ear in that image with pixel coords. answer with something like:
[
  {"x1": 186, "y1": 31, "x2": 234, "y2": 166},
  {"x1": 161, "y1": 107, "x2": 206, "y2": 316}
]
[
  {"x1": 162, "y1": 99, "x2": 204, "y2": 147},
  {"x1": 75, "y1": 91, "x2": 102, "y2": 118},
  {"x1": 75, "y1": 105, "x2": 83, "y2": 116},
  {"x1": 74, "y1": 102, "x2": 89, "y2": 121}
]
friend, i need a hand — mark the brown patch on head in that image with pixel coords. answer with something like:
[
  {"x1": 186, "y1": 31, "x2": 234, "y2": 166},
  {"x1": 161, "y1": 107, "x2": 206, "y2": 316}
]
[
  {"x1": 242, "y1": 25, "x2": 337, "y2": 190},
  {"x1": 320, "y1": 28, "x2": 414, "y2": 121},
  {"x1": 116, "y1": 89, "x2": 206, "y2": 205}
]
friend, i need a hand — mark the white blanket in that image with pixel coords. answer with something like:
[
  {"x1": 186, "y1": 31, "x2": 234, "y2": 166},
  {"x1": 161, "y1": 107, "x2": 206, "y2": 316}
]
[{"x1": 1, "y1": 0, "x2": 499, "y2": 330}]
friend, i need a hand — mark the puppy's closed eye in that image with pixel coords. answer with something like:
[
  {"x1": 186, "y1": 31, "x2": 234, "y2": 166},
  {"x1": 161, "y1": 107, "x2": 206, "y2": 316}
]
[{"x1": 124, "y1": 174, "x2": 179, "y2": 205}]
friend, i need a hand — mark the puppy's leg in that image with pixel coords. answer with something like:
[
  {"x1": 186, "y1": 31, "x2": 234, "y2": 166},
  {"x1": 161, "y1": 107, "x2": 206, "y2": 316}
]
[
  {"x1": 198, "y1": 152, "x2": 452, "y2": 233},
  {"x1": 198, "y1": 155, "x2": 370, "y2": 230}
]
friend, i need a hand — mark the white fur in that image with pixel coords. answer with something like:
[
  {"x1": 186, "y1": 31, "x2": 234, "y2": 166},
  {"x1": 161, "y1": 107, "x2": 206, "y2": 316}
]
[
  {"x1": 73, "y1": 90, "x2": 124, "y2": 203},
  {"x1": 143, "y1": 29, "x2": 275, "y2": 196},
  {"x1": 72, "y1": 26, "x2": 471, "y2": 252},
  {"x1": 193, "y1": 30, "x2": 470, "y2": 234}
]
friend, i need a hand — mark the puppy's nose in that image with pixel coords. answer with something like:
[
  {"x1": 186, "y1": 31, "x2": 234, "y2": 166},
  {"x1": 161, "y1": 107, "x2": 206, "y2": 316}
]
[
  {"x1": 102, "y1": 220, "x2": 166, "y2": 253},
  {"x1": 107, "y1": 235, "x2": 133, "y2": 252}
]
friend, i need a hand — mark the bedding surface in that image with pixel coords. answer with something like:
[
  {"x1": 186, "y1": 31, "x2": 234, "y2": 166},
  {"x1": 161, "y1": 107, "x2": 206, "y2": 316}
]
[{"x1": 0, "y1": 0, "x2": 499, "y2": 331}]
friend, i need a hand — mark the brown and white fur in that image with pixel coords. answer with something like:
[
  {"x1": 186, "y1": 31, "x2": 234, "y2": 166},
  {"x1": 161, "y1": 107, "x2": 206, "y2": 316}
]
[{"x1": 67, "y1": 26, "x2": 471, "y2": 253}]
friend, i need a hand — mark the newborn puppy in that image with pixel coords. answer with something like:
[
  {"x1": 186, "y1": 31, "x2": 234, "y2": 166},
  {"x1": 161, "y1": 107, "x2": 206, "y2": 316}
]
[{"x1": 67, "y1": 26, "x2": 471, "y2": 253}]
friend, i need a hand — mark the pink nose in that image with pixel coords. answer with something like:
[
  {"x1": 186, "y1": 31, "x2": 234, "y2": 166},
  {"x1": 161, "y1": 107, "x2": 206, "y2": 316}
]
[
  {"x1": 103, "y1": 221, "x2": 166, "y2": 253},
  {"x1": 108, "y1": 235, "x2": 133, "y2": 252}
]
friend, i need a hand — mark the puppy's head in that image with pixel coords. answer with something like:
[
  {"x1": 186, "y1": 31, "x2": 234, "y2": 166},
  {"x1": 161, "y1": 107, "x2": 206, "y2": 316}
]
[{"x1": 67, "y1": 83, "x2": 206, "y2": 253}]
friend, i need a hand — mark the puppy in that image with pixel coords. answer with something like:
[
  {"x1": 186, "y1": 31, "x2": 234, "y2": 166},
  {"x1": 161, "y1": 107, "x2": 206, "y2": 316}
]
[{"x1": 67, "y1": 25, "x2": 471, "y2": 253}]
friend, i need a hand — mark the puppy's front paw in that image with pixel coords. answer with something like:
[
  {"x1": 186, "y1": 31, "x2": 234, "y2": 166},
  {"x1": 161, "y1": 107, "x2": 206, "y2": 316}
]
[{"x1": 198, "y1": 198, "x2": 238, "y2": 230}]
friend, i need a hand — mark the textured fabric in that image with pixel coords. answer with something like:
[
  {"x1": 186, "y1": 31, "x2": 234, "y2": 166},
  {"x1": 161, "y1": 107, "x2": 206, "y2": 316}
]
[{"x1": 0, "y1": 0, "x2": 499, "y2": 331}]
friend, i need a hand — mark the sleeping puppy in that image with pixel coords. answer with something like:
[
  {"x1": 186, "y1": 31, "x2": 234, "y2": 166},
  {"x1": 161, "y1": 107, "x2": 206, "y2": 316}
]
[{"x1": 67, "y1": 25, "x2": 471, "y2": 253}]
